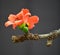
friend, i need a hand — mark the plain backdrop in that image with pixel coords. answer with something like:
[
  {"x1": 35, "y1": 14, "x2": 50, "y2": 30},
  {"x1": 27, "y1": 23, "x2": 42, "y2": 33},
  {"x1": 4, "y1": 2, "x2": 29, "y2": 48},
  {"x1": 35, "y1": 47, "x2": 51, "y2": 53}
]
[{"x1": 0, "y1": 0, "x2": 60, "y2": 55}]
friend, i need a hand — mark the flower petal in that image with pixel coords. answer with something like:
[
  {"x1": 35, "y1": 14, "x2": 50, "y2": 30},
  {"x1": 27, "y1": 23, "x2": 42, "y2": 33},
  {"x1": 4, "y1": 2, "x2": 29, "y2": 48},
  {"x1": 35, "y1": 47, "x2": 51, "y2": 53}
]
[
  {"x1": 29, "y1": 16, "x2": 39, "y2": 24},
  {"x1": 16, "y1": 12, "x2": 23, "y2": 20},
  {"x1": 8, "y1": 14, "x2": 17, "y2": 22},
  {"x1": 5, "y1": 21, "x2": 13, "y2": 27},
  {"x1": 23, "y1": 15, "x2": 29, "y2": 23},
  {"x1": 22, "y1": 8, "x2": 31, "y2": 15},
  {"x1": 28, "y1": 22, "x2": 35, "y2": 30},
  {"x1": 28, "y1": 24, "x2": 35, "y2": 30},
  {"x1": 25, "y1": 13, "x2": 31, "y2": 16},
  {"x1": 13, "y1": 20, "x2": 23, "y2": 29}
]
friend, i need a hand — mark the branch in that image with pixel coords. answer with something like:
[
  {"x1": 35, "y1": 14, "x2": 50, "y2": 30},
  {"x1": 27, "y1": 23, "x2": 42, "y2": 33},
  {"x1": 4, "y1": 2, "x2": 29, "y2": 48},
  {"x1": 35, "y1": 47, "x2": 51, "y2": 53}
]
[{"x1": 12, "y1": 29, "x2": 60, "y2": 46}]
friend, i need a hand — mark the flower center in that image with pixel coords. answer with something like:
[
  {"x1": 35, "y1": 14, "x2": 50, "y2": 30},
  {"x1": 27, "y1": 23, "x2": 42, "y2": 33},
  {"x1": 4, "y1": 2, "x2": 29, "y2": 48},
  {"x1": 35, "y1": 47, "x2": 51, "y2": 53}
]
[{"x1": 26, "y1": 23, "x2": 29, "y2": 27}]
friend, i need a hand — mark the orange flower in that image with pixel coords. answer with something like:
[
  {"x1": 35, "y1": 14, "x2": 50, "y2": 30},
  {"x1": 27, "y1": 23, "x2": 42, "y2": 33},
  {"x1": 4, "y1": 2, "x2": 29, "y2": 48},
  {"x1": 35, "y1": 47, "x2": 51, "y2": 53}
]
[
  {"x1": 5, "y1": 8, "x2": 39, "y2": 30},
  {"x1": 5, "y1": 14, "x2": 23, "y2": 29},
  {"x1": 28, "y1": 16, "x2": 39, "y2": 29},
  {"x1": 16, "y1": 8, "x2": 39, "y2": 29}
]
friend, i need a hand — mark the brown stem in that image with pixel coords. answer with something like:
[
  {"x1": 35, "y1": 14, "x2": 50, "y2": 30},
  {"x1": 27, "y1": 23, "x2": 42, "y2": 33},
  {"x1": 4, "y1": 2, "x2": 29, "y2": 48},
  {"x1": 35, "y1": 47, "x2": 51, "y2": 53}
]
[{"x1": 12, "y1": 29, "x2": 60, "y2": 46}]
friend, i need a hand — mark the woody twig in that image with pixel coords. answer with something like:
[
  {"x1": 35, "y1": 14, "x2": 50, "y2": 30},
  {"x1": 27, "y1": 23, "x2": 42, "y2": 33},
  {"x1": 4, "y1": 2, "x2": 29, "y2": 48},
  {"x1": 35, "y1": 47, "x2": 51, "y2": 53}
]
[{"x1": 12, "y1": 29, "x2": 60, "y2": 46}]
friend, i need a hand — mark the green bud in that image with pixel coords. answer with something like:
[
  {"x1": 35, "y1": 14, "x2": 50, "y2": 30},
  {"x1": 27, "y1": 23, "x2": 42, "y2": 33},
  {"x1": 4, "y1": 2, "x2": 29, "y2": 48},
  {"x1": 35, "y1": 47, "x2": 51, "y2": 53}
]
[
  {"x1": 22, "y1": 27, "x2": 28, "y2": 33},
  {"x1": 18, "y1": 23, "x2": 26, "y2": 30},
  {"x1": 18, "y1": 23, "x2": 29, "y2": 33}
]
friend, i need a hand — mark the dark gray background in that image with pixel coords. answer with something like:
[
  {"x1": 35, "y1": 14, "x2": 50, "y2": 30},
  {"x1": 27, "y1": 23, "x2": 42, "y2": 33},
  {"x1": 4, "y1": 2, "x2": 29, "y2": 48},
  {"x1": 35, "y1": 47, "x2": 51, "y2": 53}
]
[{"x1": 0, "y1": 0, "x2": 60, "y2": 55}]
